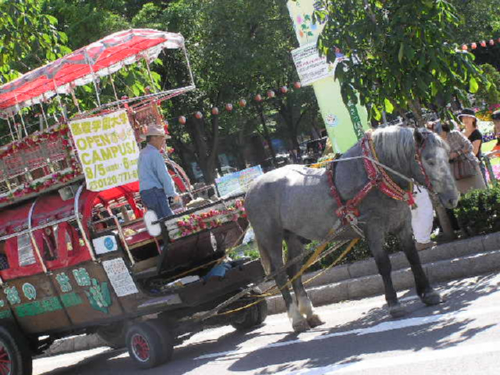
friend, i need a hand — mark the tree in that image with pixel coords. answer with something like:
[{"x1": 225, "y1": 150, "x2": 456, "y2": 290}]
[
  {"x1": 133, "y1": 0, "x2": 311, "y2": 183},
  {"x1": 448, "y1": 0, "x2": 500, "y2": 45},
  {"x1": 315, "y1": 0, "x2": 487, "y2": 125},
  {"x1": 475, "y1": 63, "x2": 500, "y2": 108},
  {"x1": 0, "y1": 0, "x2": 69, "y2": 83}
]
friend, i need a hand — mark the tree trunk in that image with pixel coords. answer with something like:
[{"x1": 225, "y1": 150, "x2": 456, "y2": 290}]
[
  {"x1": 187, "y1": 117, "x2": 218, "y2": 184},
  {"x1": 256, "y1": 105, "x2": 277, "y2": 165},
  {"x1": 408, "y1": 99, "x2": 425, "y2": 127}
]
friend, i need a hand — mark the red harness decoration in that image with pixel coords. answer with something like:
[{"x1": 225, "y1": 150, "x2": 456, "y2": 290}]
[{"x1": 327, "y1": 132, "x2": 428, "y2": 225}]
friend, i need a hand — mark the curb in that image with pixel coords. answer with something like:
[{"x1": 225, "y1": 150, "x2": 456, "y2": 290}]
[{"x1": 43, "y1": 232, "x2": 500, "y2": 357}]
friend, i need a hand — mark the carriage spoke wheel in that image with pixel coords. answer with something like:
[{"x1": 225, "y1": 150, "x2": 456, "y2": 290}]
[
  {"x1": 126, "y1": 321, "x2": 174, "y2": 369},
  {"x1": 131, "y1": 334, "x2": 150, "y2": 362}
]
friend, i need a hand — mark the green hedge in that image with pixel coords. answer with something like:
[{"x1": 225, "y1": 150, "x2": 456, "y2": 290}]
[{"x1": 454, "y1": 185, "x2": 500, "y2": 237}]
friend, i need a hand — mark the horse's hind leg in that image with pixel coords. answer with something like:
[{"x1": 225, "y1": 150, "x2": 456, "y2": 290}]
[
  {"x1": 256, "y1": 233, "x2": 309, "y2": 333},
  {"x1": 285, "y1": 232, "x2": 324, "y2": 328},
  {"x1": 397, "y1": 220, "x2": 442, "y2": 306}
]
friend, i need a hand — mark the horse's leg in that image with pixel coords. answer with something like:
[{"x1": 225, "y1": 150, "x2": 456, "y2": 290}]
[
  {"x1": 366, "y1": 222, "x2": 407, "y2": 318},
  {"x1": 397, "y1": 219, "x2": 442, "y2": 306},
  {"x1": 256, "y1": 233, "x2": 309, "y2": 333},
  {"x1": 284, "y1": 232, "x2": 324, "y2": 328}
]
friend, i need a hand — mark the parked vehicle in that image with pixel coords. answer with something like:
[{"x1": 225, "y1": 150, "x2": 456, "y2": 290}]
[{"x1": 0, "y1": 29, "x2": 267, "y2": 374}]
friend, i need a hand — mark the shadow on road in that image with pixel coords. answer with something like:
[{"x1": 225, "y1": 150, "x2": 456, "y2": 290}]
[{"x1": 37, "y1": 273, "x2": 498, "y2": 375}]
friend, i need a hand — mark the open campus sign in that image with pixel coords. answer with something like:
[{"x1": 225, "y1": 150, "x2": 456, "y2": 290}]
[{"x1": 69, "y1": 110, "x2": 140, "y2": 192}]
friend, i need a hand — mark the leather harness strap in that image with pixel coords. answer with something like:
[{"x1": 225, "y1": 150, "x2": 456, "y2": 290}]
[{"x1": 327, "y1": 132, "x2": 432, "y2": 226}]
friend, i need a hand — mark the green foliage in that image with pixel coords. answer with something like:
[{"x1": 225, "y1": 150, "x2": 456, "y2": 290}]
[
  {"x1": 475, "y1": 63, "x2": 500, "y2": 107},
  {"x1": 448, "y1": 0, "x2": 500, "y2": 44},
  {"x1": 0, "y1": 0, "x2": 69, "y2": 82},
  {"x1": 454, "y1": 185, "x2": 500, "y2": 237},
  {"x1": 315, "y1": 0, "x2": 487, "y2": 124}
]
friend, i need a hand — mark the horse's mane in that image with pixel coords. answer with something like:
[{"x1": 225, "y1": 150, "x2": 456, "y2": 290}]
[{"x1": 371, "y1": 126, "x2": 448, "y2": 175}]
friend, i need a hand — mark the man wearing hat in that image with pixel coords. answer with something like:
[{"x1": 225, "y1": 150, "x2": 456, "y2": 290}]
[{"x1": 138, "y1": 124, "x2": 180, "y2": 219}]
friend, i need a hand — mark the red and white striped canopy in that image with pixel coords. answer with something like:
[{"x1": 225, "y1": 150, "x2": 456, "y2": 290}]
[{"x1": 0, "y1": 29, "x2": 185, "y2": 115}]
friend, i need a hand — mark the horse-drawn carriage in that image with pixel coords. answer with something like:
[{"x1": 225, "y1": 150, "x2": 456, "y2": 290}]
[{"x1": 0, "y1": 29, "x2": 266, "y2": 374}]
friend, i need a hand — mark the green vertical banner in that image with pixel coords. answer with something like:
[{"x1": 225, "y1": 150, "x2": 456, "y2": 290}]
[{"x1": 287, "y1": 0, "x2": 368, "y2": 153}]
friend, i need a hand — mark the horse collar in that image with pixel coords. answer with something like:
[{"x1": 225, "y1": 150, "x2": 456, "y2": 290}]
[{"x1": 327, "y1": 132, "x2": 418, "y2": 225}]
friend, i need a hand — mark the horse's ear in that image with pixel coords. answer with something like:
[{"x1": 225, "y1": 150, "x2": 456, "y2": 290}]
[{"x1": 414, "y1": 128, "x2": 425, "y2": 147}]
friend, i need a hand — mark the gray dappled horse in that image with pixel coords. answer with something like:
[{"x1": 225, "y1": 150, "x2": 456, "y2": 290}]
[{"x1": 245, "y1": 127, "x2": 459, "y2": 333}]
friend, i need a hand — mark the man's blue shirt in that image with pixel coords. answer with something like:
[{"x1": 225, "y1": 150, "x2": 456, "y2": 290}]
[{"x1": 138, "y1": 144, "x2": 178, "y2": 197}]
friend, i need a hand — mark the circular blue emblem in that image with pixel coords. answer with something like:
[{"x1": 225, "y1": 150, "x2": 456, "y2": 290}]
[{"x1": 104, "y1": 237, "x2": 114, "y2": 250}]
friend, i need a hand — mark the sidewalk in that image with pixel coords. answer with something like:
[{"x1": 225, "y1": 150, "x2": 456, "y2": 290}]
[{"x1": 43, "y1": 232, "x2": 500, "y2": 357}]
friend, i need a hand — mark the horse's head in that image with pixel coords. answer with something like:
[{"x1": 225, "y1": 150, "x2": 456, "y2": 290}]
[{"x1": 413, "y1": 128, "x2": 460, "y2": 209}]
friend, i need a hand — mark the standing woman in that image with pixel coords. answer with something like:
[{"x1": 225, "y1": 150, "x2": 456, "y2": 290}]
[
  {"x1": 459, "y1": 108, "x2": 487, "y2": 183},
  {"x1": 434, "y1": 120, "x2": 486, "y2": 194}
]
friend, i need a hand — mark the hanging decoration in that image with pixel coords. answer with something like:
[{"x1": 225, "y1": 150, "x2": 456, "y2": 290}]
[
  {"x1": 170, "y1": 81, "x2": 303, "y2": 126},
  {"x1": 461, "y1": 35, "x2": 500, "y2": 52}
]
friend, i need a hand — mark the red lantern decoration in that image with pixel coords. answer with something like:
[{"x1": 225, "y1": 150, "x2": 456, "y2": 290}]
[
  {"x1": 179, "y1": 116, "x2": 187, "y2": 125},
  {"x1": 490, "y1": 39, "x2": 495, "y2": 46},
  {"x1": 480, "y1": 40, "x2": 487, "y2": 47},
  {"x1": 225, "y1": 103, "x2": 233, "y2": 111},
  {"x1": 211, "y1": 107, "x2": 219, "y2": 115},
  {"x1": 294, "y1": 82, "x2": 302, "y2": 89},
  {"x1": 239, "y1": 99, "x2": 247, "y2": 107},
  {"x1": 461, "y1": 44, "x2": 468, "y2": 51},
  {"x1": 255, "y1": 94, "x2": 263, "y2": 102},
  {"x1": 471, "y1": 42, "x2": 477, "y2": 49},
  {"x1": 195, "y1": 111, "x2": 203, "y2": 119},
  {"x1": 267, "y1": 90, "x2": 276, "y2": 98},
  {"x1": 280, "y1": 86, "x2": 288, "y2": 94}
]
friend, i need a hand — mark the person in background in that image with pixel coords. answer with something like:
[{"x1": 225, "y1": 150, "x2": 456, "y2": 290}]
[
  {"x1": 459, "y1": 108, "x2": 487, "y2": 183},
  {"x1": 138, "y1": 125, "x2": 180, "y2": 219},
  {"x1": 434, "y1": 120, "x2": 486, "y2": 194}
]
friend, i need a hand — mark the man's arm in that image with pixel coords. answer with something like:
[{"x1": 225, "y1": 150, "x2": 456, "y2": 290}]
[{"x1": 153, "y1": 153, "x2": 178, "y2": 197}]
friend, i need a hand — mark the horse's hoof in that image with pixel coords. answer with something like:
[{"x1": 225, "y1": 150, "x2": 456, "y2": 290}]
[
  {"x1": 421, "y1": 290, "x2": 443, "y2": 306},
  {"x1": 307, "y1": 314, "x2": 325, "y2": 328},
  {"x1": 292, "y1": 320, "x2": 310, "y2": 333},
  {"x1": 388, "y1": 304, "x2": 407, "y2": 318}
]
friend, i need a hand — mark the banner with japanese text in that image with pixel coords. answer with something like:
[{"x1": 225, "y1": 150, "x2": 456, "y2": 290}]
[
  {"x1": 69, "y1": 110, "x2": 139, "y2": 192},
  {"x1": 287, "y1": 0, "x2": 369, "y2": 153}
]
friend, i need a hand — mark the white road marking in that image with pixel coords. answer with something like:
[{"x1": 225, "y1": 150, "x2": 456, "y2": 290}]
[
  {"x1": 194, "y1": 304, "x2": 500, "y2": 360},
  {"x1": 275, "y1": 340, "x2": 500, "y2": 375}
]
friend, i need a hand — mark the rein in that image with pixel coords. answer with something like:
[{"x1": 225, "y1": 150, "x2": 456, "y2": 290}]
[{"x1": 327, "y1": 131, "x2": 433, "y2": 226}]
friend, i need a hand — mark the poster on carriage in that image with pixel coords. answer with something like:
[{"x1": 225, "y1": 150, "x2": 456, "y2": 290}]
[
  {"x1": 69, "y1": 110, "x2": 140, "y2": 192},
  {"x1": 215, "y1": 165, "x2": 264, "y2": 197}
]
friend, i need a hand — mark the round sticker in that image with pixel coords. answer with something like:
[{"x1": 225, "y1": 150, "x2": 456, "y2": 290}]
[{"x1": 104, "y1": 237, "x2": 115, "y2": 250}]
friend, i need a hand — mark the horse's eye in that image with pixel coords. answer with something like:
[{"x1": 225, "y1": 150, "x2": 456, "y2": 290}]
[{"x1": 426, "y1": 159, "x2": 435, "y2": 166}]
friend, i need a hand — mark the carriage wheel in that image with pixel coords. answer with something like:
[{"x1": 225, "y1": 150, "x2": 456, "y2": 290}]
[
  {"x1": 126, "y1": 321, "x2": 174, "y2": 369},
  {"x1": 231, "y1": 288, "x2": 269, "y2": 331},
  {"x1": 0, "y1": 326, "x2": 32, "y2": 375}
]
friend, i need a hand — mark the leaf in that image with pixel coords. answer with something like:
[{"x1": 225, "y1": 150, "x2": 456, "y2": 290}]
[
  {"x1": 384, "y1": 98, "x2": 394, "y2": 113},
  {"x1": 398, "y1": 43, "x2": 404, "y2": 63},
  {"x1": 469, "y1": 77, "x2": 479, "y2": 93}
]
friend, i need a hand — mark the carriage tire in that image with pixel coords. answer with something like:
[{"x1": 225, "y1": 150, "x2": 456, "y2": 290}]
[
  {"x1": 126, "y1": 321, "x2": 174, "y2": 369},
  {"x1": 231, "y1": 298, "x2": 268, "y2": 331},
  {"x1": 96, "y1": 323, "x2": 127, "y2": 349},
  {"x1": 0, "y1": 325, "x2": 33, "y2": 375}
]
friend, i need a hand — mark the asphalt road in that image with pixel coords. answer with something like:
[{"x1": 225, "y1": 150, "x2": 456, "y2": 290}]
[{"x1": 35, "y1": 273, "x2": 500, "y2": 375}]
